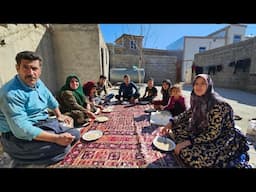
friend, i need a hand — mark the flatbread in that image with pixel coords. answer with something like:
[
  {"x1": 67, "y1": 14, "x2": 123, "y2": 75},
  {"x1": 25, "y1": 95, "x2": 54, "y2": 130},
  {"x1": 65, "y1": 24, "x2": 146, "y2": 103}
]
[
  {"x1": 102, "y1": 108, "x2": 112, "y2": 113},
  {"x1": 82, "y1": 130, "x2": 103, "y2": 141},
  {"x1": 95, "y1": 116, "x2": 109, "y2": 122},
  {"x1": 153, "y1": 136, "x2": 176, "y2": 151}
]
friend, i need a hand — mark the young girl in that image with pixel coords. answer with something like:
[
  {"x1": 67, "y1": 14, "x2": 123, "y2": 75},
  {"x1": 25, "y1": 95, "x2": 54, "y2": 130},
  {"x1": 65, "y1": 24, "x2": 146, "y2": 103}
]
[
  {"x1": 160, "y1": 84, "x2": 186, "y2": 116},
  {"x1": 153, "y1": 79, "x2": 172, "y2": 110},
  {"x1": 83, "y1": 81, "x2": 104, "y2": 114}
]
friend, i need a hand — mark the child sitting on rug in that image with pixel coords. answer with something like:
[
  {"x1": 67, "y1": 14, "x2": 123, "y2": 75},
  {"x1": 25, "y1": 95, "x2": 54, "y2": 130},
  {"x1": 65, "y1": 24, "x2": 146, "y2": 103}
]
[
  {"x1": 83, "y1": 81, "x2": 104, "y2": 114},
  {"x1": 95, "y1": 75, "x2": 114, "y2": 104},
  {"x1": 160, "y1": 84, "x2": 186, "y2": 116},
  {"x1": 115, "y1": 74, "x2": 140, "y2": 104},
  {"x1": 139, "y1": 78, "x2": 157, "y2": 103},
  {"x1": 153, "y1": 79, "x2": 172, "y2": 110}
]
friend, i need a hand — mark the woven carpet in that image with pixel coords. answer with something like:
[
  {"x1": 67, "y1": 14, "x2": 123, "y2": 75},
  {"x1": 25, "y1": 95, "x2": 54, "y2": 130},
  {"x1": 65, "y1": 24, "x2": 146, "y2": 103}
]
[{"x1": 51, "y1": 104, "x2": 180, "y2": 168}]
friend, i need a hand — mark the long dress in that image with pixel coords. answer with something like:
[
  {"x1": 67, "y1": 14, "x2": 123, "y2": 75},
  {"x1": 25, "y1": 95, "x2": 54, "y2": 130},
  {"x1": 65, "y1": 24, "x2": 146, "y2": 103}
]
[{"x1": 171, "y1": 102, "x2": 250, "y2": 168}]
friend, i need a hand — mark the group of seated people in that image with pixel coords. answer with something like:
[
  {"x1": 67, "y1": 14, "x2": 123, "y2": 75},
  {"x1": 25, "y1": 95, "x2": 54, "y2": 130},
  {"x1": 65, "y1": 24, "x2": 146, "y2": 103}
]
[
  {"x1": 0, "y1": 51, "x2": 251, "y2": 168},
  {"x1": 114, "y1": 74, "x2": 186, "y2": 117}
]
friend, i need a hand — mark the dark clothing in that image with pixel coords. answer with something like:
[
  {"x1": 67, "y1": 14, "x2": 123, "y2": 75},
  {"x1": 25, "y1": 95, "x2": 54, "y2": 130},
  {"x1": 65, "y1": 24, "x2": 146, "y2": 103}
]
[
  {"x1": 171, "y1": 102, "x2": 250, "y2": 168},
  {"x1": 195, "y1": 66, "x2": 204, "y2": 75},
  {"x1": 117, "y1": 82, "x2": 140, "y2": 100},
  {"x1": 140, "y1": 86, "x2": 157, "y2": 103},
  {"x1": 1, "y1": 118, "x2": 80, "y2": 167},
  {"x1": 58, "y1": 90, "x2": 89, "y2": 126},
  {"x1": 161, "y1": 89, "x2": 170, "y2": 106}
]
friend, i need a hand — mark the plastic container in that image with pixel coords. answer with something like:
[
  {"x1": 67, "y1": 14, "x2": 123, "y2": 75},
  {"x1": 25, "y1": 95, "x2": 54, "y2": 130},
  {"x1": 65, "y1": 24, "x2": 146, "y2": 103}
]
[
  {"x1": 247, "y1": 118, "x2": 256, "y2": 136},
  {"x1": 110, "y1": 68, "x2": 145, "y2": 83}
]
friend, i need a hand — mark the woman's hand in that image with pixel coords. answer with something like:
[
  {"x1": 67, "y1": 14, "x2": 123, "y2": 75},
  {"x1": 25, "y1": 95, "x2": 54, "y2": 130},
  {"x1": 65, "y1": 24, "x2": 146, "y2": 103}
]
[
  {"x1": 159, "y1": 122, "x2": 172, "y2": 135},
  {"x1": 174, "y1": 140, "x2": 191, "y2": 155}
]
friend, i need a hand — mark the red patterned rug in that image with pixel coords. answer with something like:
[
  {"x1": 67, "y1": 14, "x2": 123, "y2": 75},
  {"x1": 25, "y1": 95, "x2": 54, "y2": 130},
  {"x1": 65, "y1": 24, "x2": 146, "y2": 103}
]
[{"x1": 51, "y1": 104, "x2": 180, "y2": 168}]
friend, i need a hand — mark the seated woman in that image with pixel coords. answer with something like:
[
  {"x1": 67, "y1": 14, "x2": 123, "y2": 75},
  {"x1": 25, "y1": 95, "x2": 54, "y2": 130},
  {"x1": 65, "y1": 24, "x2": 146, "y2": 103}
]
[
  {"x1": 83, "y1": 81, "x2": 104, "y2": 114},
  {"x1": 160, "y1": 84, "x2": 186, "y2": 116},
  {"x1": 153, "y1": 79, "x2": 172, "y2": 110},
  {"x1": 160, "y1": 74, "x2": 251, "y2": 168},
  {"x1": 58, "y1": 75, "x2": 96, "y2": 127},
  {"x1": 115, "y1": 74, "x2": 140, "y2": 104},
  {"x1": 139, "y1": 77, "x2": 157, "y2": 103}
]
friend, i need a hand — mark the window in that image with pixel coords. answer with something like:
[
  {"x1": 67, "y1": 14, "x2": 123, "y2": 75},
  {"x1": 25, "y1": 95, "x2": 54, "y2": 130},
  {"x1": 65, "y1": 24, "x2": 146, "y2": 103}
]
[
  {"x1": 199, "y1": 47, "x2": 206, "y2": 53},
  {"x1": 130, "y1": 40, "x2": 137, "y2": 49},
  {"x1": 233, "y1": 35, "x2": 241, "y2": 43}
]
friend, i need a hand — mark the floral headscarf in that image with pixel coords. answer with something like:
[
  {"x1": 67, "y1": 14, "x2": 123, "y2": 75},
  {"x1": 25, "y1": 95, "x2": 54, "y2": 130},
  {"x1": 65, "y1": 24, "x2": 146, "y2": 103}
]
[{"x1": 190, "y1": 74, "x2": 224, "y2": 134}]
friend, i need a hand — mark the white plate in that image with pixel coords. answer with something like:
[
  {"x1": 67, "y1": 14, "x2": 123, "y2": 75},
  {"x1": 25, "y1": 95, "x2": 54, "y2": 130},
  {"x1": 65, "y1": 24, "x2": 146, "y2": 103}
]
[
  {"x1": 82, "y1": 130, "x2": 103, "y2": 141},
  {"x1": 95, "y1": 116, "x2": 109, "y2": 122},
  {"x1": 139, "y1": 101, "x2": 149, "y2": 105},
  {"x1": 102, "y1": 108, "x2": 113, "y2": 113},
  {"x1": 152, "y1": 136, "x2": 176, "y2": 151},
  {"x1": 121, "y1": 101, "x2": 129, "y2": 105}
]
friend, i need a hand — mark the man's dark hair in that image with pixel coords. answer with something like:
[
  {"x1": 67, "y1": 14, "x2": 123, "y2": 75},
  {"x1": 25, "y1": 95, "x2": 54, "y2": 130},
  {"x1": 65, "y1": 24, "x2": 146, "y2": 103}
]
[
  {"x1": 148, "y1": 77, "x2": 154, "y2": 81},
  {"x1": 99, "y1": 75, "x2": 107, "y2": 79},
  {"x1": 123, "y1": 74, "x2": 130, "y2": 79},
  {"x1": 15, "y1": 51, "x2": 42, "y2": 66}
]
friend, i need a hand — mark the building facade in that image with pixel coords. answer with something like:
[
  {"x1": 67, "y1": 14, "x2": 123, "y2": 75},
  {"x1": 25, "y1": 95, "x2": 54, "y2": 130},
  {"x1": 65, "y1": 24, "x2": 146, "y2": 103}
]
[
  {"x1": 108, "y1": 34, "x2": 182, "y2": 85},
  {"x1": 167, "y1": 24, "x2": 250, "y2": 83},
  {"x1": 194, "y1": 37, "x2": 256, "y2": 93},
  {"x1": 0, "y1": 24, "x2": 109, "y2": 94}
]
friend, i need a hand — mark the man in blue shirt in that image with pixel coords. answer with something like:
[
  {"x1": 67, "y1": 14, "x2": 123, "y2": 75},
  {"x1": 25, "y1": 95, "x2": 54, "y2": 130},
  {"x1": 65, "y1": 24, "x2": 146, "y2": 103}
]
[
  {"x1": 0, "y1": 51, "x2": 80, "y2": 167},
  {"x1": 115, "y1": 74, "x2": 140, "y2": 104}
]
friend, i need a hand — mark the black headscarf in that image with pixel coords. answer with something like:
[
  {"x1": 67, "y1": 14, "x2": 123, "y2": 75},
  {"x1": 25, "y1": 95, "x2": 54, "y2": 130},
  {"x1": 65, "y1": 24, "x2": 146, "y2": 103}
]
[{"x1": 190, "y1": 74, "x2": 224, "y2": 134}]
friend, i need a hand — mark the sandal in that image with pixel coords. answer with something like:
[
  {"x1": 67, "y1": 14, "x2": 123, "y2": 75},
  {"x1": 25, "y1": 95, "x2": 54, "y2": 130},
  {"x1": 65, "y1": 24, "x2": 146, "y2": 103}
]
[{"x1": 234, "y1": 115, "x2": 242, "y2": 120}]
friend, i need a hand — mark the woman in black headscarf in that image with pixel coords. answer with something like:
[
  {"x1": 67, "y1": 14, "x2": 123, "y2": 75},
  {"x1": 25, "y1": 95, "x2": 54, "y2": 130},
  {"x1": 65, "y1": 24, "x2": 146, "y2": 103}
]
[{"x1": 160, "y1": 74, "x2": 250, "y2": 168}]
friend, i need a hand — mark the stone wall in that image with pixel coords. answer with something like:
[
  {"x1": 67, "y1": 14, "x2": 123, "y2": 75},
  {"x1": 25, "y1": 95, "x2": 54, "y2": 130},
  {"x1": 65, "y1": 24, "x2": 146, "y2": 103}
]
[{"x1": 194, "y1": 37, "x2": 256, "y2": 93}]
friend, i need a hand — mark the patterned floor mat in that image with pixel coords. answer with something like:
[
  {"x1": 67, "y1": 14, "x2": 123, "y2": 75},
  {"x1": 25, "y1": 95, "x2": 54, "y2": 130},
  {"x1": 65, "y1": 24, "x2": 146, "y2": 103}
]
[{"x1": 50, "y1": 105, "x2": 180, "y2": 168}]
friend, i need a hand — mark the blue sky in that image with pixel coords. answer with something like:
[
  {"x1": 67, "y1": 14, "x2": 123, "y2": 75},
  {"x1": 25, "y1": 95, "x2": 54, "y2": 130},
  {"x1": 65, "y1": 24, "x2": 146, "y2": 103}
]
[{"x1": 100, "y1": 24, "x2": 256, "y2": 49}]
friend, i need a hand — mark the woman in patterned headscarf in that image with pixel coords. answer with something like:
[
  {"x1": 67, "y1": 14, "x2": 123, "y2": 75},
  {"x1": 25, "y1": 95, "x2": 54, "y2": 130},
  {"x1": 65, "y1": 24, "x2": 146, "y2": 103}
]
[
  {"x1": 160, "y1": 74, "x2": 250, "y2": 168},
  {"x1": 58, "y1": 74, "x2": 96, "y2": 126}
]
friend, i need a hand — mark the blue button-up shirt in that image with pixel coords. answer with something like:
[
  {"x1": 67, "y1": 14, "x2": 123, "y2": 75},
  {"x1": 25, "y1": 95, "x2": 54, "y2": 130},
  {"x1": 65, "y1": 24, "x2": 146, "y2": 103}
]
[{"x1": 0, "y1": 75, "x2": 59, "y2": 140}]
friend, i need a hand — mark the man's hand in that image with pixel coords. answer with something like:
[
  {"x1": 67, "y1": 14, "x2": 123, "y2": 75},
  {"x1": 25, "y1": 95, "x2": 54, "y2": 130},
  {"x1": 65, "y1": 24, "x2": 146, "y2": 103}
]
[
  {"x1": 57, "y1": 114, "x2": 72, "y2": 124},
  {"x1": 54, "y1": 132, "x2": 75, "y2": 146}
]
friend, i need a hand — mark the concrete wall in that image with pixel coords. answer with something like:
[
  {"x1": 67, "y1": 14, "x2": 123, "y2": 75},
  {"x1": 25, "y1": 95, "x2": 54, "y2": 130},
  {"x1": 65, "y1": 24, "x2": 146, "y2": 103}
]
[
  {"x1": 0, "y1": 24, "x2": 109, "y2": 94},
  {"x1": 108, "y1": 44, "x2": 179, "y2": 84},
  {"x1": 144, "y1": 55, "x2": 177, "y2": 85},
  {"x1": 0, "y1": 24, "x2": 56, "y2": 92},
  {"x1": 51, "y1": 24, "x2": 107, "y2": 91},
  {"x1": 194, "y1": 37, "x2": 256, "y2": 93}
]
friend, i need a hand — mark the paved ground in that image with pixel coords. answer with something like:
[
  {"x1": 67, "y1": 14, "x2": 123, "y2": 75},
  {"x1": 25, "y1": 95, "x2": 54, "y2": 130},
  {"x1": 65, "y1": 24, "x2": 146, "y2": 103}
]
[{"x1": 1, "y1": 83, "x2": 255, "y2": 168}]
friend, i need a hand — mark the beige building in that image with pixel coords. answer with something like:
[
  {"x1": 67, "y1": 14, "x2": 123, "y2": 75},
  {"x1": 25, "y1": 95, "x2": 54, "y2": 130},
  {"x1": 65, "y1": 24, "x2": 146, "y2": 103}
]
[
  {"x1": 108, "y1": 34, "x2": 182, "y2": 85},
  {"x1": 194, "y1": 37, "x2": 256, "y2": 93},
  {"x1": 0, "y1": 24, "x2": 109, "y2": 94}
]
